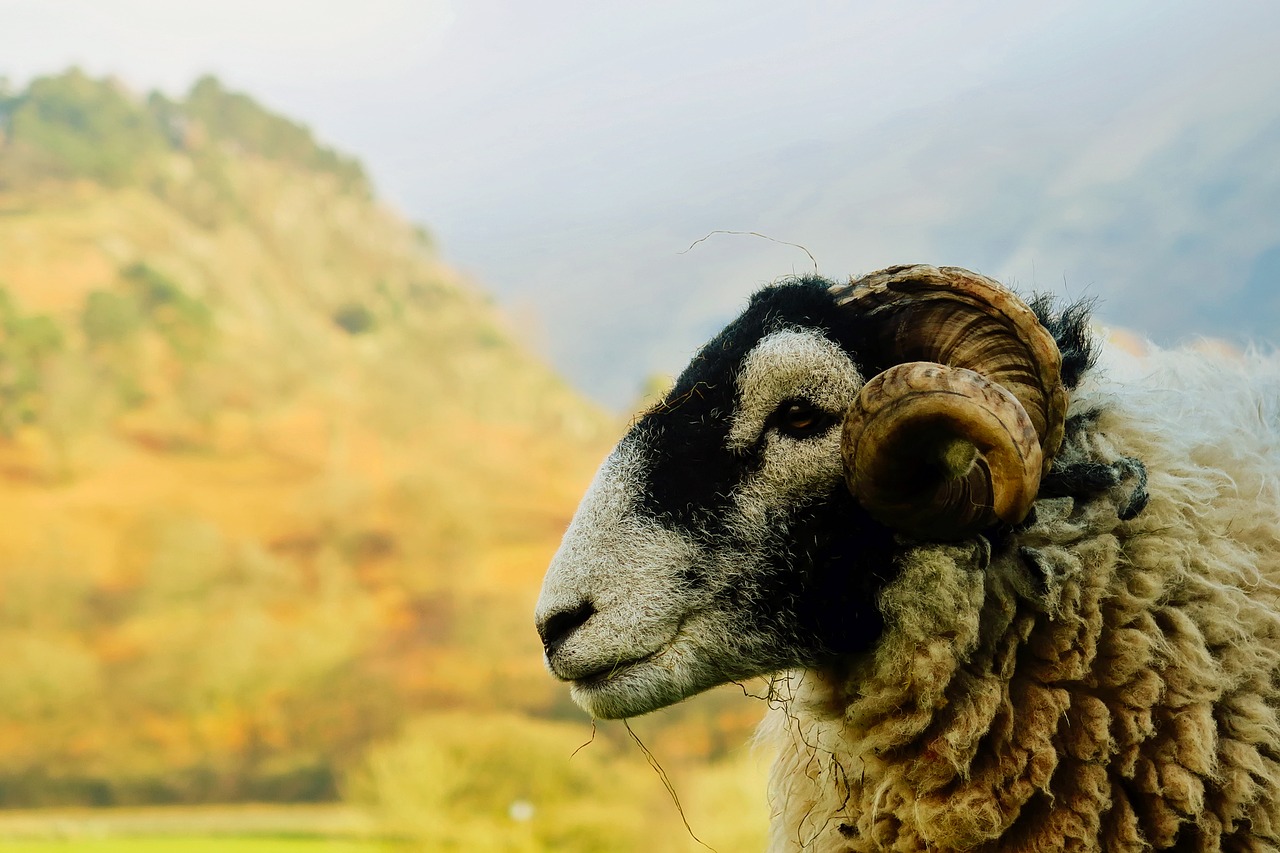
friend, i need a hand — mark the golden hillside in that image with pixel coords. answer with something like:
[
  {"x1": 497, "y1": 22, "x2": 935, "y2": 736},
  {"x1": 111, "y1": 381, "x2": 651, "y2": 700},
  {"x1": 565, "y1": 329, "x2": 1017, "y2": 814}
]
[
  {"x1": 0, "y1": 73, "x2": 774, "y2": 853},
  {"x1": 0, "y1": 70, "x2": 618, "y2": 804}
]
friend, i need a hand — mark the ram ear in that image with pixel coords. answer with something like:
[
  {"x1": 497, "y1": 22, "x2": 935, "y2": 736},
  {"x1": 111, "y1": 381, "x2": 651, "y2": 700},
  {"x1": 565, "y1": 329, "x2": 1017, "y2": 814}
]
[{"x1": 830, "y1": 265, "x2": 1068, "y2": 541}]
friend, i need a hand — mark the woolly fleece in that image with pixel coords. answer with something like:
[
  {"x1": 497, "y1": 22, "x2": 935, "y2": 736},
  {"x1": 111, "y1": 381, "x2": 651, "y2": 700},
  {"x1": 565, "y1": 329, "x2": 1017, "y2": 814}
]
[{"x1": 763, "y1": 344, "x2": 1280, "y2": 852}]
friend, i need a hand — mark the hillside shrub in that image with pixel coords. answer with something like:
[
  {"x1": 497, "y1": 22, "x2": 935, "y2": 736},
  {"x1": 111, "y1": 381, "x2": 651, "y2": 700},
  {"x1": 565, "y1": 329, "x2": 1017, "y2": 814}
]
[{"x1": 348, "y1": 712, "x2": 654, "y2": 853}]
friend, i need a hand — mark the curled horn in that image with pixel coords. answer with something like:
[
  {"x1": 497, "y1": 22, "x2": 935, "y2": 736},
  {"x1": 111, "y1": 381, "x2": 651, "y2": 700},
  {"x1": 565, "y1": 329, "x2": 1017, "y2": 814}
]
[{"x1": 831, "y1": 265, "x2": 1068, "y2": 541}]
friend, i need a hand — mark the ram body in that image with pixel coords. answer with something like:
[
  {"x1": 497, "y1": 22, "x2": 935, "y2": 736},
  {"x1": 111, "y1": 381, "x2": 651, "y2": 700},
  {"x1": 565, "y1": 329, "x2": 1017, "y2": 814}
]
[{"x1": 536, "y1": 266, "x2": 1280, "y2": 852}]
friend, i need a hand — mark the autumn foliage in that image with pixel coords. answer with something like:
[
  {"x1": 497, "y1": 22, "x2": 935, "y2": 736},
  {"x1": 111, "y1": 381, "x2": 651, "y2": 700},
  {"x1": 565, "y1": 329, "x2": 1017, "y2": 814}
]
[{"x1": 0, "y1": 70, "x2": 769, "y2": 851}]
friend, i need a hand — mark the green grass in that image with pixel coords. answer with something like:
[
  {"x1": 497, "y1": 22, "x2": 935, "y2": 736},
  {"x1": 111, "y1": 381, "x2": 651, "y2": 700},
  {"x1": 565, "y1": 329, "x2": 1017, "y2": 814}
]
[
  {"x1": 0, "y1": 839, "x2": 404, "y2": 852},
  {"x1": 0, "y1": 805, "x2": 407, "y2": 852}
]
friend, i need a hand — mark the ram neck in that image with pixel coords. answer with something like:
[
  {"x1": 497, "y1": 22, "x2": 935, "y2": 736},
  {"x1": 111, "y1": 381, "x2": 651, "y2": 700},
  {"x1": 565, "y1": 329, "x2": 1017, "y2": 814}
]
[{"x1": 767, "y1": 520, "x2": 1121, "y2": 850}]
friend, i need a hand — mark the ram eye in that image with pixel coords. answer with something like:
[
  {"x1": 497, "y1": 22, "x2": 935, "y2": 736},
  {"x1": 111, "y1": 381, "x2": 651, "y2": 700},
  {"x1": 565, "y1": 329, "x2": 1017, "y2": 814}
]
[{"x1": 773, "y1": 400, "x2": 834, "y2": 439}]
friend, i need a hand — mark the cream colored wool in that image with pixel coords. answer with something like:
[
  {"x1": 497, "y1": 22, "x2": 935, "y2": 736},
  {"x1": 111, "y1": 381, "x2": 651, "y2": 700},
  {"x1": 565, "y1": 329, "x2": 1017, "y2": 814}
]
[{"x1": 763, "y1": 345, "x2": 1280, "y2": 852}]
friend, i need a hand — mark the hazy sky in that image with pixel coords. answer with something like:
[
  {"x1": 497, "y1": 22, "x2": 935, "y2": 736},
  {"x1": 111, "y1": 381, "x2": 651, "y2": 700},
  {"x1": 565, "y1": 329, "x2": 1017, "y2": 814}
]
[{"x1": 3, "y1": 1, "x2": 1279, "y2": 408}]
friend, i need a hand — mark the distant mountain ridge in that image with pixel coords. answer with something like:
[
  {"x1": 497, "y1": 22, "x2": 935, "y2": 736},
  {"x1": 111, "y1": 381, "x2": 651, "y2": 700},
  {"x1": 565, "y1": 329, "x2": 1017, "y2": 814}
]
[
  {"x1": 0, "y1": 70, "x2": 366, "y2": 193},
  {"x1": 0, "y1": 69, "x2": 607, "y2": 441}
]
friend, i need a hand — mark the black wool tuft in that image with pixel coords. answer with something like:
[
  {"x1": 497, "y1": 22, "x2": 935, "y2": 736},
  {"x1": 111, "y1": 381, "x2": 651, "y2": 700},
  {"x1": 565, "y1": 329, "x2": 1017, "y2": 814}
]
[{"x1": 1027, "y1": 293, "x2": 1098, "y2": 390}]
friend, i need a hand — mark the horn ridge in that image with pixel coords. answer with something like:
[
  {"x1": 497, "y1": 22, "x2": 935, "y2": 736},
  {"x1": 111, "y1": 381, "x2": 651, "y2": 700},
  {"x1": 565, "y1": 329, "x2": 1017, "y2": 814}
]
[
  {"x1": 836, "y1": 264, "x2": 1067, "y2": 539},
  {"x1": 843, "y1": 362, "x2": 1043, "y2": 540}
]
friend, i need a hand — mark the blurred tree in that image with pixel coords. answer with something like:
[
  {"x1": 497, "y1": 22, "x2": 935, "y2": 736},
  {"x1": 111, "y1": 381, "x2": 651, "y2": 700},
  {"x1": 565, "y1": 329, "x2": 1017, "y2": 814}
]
[
  {"x1": 332, "y1": 301, "x2": 376, "y2": 335},
  {"x1": 82, "y1": 289, "x2": 143, "y2": 346},
  {"x1": 0, "y1": 69, "x2": 169, "y2": 186},
  {"x1": 0, "y1": 286, "x2": 64, "y2": 435},
  {"x1": 184, "y1": 75, "x2": 368, "y2": 193},
  {"x1": 121, "y1": 262, "x2": 214, "y2": 361}
]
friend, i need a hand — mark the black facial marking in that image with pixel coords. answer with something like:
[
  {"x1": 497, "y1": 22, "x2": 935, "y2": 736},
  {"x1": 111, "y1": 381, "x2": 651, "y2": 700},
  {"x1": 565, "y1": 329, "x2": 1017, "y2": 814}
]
[
  {"x1": 689, "y1": 483, "x2": 898, "y2": 669},
  {"x1": 788, "y1": 495, "x2": 898, "y2": 657},
  {"x1": 633, "y1": 278, "x2": 870, "y2": 534}
]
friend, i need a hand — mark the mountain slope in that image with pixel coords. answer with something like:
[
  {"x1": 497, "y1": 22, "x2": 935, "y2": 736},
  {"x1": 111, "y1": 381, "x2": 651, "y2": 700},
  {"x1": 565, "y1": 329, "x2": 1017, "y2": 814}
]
[{"x1": 0, "y1": 70, "x2": 617, "y2": 805}]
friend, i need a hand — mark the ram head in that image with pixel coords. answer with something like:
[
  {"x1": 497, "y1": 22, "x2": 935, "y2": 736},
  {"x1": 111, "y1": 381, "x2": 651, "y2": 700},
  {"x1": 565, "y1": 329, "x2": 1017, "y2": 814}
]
[{"x1": 536, "y1": 264, "x2": 1081, "y2": 719}]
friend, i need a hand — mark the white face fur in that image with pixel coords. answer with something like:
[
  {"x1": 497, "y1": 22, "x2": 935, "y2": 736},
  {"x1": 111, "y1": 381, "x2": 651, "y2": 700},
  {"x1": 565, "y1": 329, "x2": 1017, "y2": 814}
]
[{"x1": 535, "y1": 328, "x2": 865, "y2": 719}]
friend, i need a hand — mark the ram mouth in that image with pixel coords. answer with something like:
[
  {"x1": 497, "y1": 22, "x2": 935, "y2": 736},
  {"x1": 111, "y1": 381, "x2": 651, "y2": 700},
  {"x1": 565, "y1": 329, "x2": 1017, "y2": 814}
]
[{"x1": 571, "y1": 651, "x2": 660, "y2": 687}]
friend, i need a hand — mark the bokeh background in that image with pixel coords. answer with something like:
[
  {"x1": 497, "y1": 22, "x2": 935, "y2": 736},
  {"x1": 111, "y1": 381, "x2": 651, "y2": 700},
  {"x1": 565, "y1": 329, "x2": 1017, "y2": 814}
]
[{"x1": 0, "y1": 2, "x2": 1276, "y2": 851}]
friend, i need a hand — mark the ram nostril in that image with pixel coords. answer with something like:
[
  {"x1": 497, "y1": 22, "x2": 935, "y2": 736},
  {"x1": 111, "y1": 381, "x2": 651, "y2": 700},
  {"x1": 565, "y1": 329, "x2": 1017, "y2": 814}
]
[{"x1": 538, "y1": 600, "x2": 596, "y2": 657}]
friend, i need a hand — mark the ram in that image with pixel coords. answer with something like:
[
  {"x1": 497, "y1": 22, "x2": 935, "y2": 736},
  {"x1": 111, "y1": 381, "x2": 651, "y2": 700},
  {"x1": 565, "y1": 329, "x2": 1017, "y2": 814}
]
[{"x1": 535, "y1": 264, "x2": 1280, "y2": 852}]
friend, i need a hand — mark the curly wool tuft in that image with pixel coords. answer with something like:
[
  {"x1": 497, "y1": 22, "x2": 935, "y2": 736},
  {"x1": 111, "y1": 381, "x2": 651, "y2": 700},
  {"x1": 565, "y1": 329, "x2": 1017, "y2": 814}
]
[{"x1": 762, "y1": 342, "x2": 1280, "y2": 852}]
